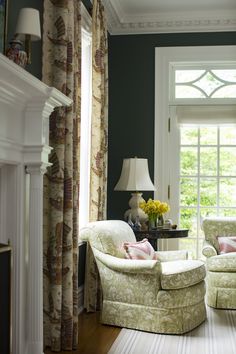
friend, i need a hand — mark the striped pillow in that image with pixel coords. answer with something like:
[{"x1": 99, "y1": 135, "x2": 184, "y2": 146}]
[
  {"x1": 218, "y1": 236, "x2": 236, "y2": 254},
  {"x1": 122, "y1": 238, "x2": 157, "y2": 260}
]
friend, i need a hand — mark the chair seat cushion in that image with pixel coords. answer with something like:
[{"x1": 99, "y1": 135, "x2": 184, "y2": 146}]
[
  {"x1": 161, "y1": 260, "x2": 206, "y2": 290},
  {"x1": 207, "y1": 252, "x2": 236, "y2": 272}
]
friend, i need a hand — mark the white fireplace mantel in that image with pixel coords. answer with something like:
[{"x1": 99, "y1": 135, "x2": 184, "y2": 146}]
[{"x1": 0, "y1": 53, "x2": 72, "y2": 354}]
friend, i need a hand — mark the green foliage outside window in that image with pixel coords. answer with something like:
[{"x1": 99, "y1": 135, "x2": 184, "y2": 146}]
[{"x1": 179, "y1": 126, "x2": 236, "y2": 258}]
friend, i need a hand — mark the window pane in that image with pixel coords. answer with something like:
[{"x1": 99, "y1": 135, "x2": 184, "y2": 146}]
[
  {"x1": 200, "y1": 208, "x2": 217, "y2": 218},
  {"x1": 200, "y1": 127, "x2": 217, "y2": 145},
  {"x1": 180, "y1": 127, "x2": 198, "y2": 145},
  {"x1": 212, "y1": 85, "x2": 236, "y2": 98},
  {"x1": 199, "y1": 208, "x2": 217, "y2": 236},
  {"x1": 180, "y1": 178, "x2": 198, "y2": 206},
  {"x1": 220, "y1": 148, "x2": 236, "y2": 176},
  {"x1": 175, "y1": 70, "x2": 205, "y2": 83},
  {"x1": 198, "y1": 238, "x2": 205, "y2": 261},
  {"x1": 176, "y1": 86, "x2": 205, "y2": 98},
  {"x1": 200, "y1": 178, "x2": 217, "y2": 206},
  {"x1": 219, "y1": 178, "x2": 236, "y2": 206},
  {"x1": 179, "y1": 208, "x2": 197, "y2": 237},
  {"x1": 220, "y1": 208, "x2": 236, "y2": 217},
  {"x1": 180, "y1": 147, "x2": 198, "y2": 176},
  {"x1": 212, "y1": 70, "x2": 236, "y2": 82},
  {"x1": 200, "y1": 147, "x2": 217, "y2": 176},
  {"x1": 220, "y1": 126, "x2": 236, "y2": 145},
  {"x1": 179, "y1": 239, "x2": 197, "y2": 259}
]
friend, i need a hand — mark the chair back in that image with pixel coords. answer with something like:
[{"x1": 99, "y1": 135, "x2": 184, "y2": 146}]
[
  {"x1": 80, "y1": 220, "x2": 136, "y2": 258},
  {"x1": 202, "y1": 217, "x2": 236, "y2": 253}
]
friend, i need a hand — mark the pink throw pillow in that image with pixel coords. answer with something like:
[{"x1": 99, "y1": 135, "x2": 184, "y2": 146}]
[
  {"x1": 218, "y1": 236, "x2": 236, "y2": 254},
  {"x1": 122, "y1": 238, "x2": 157, "y2": 260}
]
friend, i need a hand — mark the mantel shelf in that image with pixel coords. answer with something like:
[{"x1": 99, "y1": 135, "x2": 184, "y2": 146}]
[{"x1": 0, "y1": 53, "x2": 72, "y2": 107}]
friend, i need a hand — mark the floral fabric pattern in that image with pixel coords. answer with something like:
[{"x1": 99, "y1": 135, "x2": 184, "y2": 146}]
[
  {"x1": 202, "y1": 240, "x2": 217, "y2": 258},
  {"x1": 80, "y1": 220, "x2": 135, "y2": 257},
  {"x1": 157, "y1": 281, "x2": 206, "y2": 308},
  {"x1": 83, "y1": 0, "x2": 109, "y2": 312},
  {"x1": 42, "y1": 0, "x2": 81, "y2": 350},
  {"x1": 202, "y1": 217, "x2": 236, "y2": 309},
  {"x1": 161, "y1": 260, "x2": 206, "y2": 290},
  {"x1": 155, "y1": 250, "x2": 188, "y2": 261},
  {"x1": 80, "y1": 220, "x2": 206, "y2": 334},
  {"x1": 207, "y1": 253, "x2": 236, "y2": 272}
]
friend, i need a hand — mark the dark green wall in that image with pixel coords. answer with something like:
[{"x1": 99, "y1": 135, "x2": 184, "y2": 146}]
[{"x1": 107, "y1": 32, "x2": 236, "y2": 220}]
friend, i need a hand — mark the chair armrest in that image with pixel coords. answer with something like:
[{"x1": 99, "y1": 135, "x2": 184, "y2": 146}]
[
  {"x1": 155, "y1": 250, "x2": 188, "y2": 262},
  {"x1": 202, "y1": 240, "x2": 217, "y2": 258},
  {"x1": 93, "y1": 248, "x2": 161, "y2": 274}
]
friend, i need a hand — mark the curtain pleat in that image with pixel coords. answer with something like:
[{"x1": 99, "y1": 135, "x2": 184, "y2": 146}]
[
  {"x1": 84, "y1": 0, "x2": 109, "y2": 312},
  {"x1": 42, "y1": 0, "x2": 81, "y2": 350}
]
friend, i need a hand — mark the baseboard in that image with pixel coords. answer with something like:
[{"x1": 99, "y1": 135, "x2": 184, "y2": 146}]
[{"x1": 78, "y1": 285, "x2": 84, "y2": 314}]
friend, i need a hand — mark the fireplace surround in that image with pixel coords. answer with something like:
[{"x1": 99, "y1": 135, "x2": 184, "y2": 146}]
[{"x1": 0, "y1": 54, "x2": 72, "y2": 354}]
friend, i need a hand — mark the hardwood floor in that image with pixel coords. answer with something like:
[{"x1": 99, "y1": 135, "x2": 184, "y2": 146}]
[{"x1": 45, "y1": 311, "x2": 121, "y2": 354}]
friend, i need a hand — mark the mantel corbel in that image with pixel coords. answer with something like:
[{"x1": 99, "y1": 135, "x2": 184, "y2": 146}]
[{"x1": 26, "y1": 162, "x2": 51, "y2": 176}]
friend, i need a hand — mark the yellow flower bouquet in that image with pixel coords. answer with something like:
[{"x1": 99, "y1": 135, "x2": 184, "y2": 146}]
[{"x1": 139, "y1": 198, "x2": 170, "y2": 227}]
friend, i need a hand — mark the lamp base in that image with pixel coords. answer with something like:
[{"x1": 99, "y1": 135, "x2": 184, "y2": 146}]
[{"x1": 124, "y1": 192, "x2": 148, "y2": 224}]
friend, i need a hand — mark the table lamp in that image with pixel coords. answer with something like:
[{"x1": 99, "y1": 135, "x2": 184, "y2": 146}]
[
  {"x1": 114, "y1": 157, "x2": 156, "y2": 223},
  {"x1": 15, "y1": 8, "x2": 41, "y2": 64}
]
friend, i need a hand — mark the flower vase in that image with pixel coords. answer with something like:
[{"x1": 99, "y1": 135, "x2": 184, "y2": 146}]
[
  {"x1": 157, "y1": 214, "x2": 164, "y2": 228},
  {"x1": 148, "y1": 217, "x2": 157, "y2": 230}
]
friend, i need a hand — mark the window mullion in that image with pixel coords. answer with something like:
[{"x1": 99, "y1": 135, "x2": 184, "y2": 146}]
[
  {"x1": 217, "y1": 127, "x2": 220, "y2": 216},
  {"x1": 197, "y1": 127, "x2": 201, "y2": 258}
]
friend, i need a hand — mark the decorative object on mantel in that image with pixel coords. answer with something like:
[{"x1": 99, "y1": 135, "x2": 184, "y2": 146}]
[
  {"x1": 6, "y1": 37, "x2": 27, "y2": 67},
  {"x1": 14, "y1": 7, "x2": 41, "y2": 65},
  {"x1": 139, "y1": 198, "x2": 170, "y2": 230},
  {"x1": 114, "y1": 157, "x2": 155, "y2": 223}
]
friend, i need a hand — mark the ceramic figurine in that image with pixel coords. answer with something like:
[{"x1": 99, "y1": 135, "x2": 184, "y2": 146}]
[{"x1": 6, "y1": 38, "x2": 27, "y2": 68}]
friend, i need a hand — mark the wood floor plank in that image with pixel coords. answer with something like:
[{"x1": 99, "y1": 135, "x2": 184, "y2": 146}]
[{"x1": 45, "y1": 311, "x2": 121, "y2": 354}]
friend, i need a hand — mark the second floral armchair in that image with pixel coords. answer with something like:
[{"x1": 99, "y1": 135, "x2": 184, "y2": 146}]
[{"x1": 202, "y1": 217, "x2": 236, "y2": 309}]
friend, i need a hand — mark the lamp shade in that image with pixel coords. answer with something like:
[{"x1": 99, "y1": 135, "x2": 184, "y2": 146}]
[
  {"x1": 15, "y1": 8, "x2": 41, "y2": 41},
  {"x1": 114, "y1": 158, "x2": 155, "y2": 191}
]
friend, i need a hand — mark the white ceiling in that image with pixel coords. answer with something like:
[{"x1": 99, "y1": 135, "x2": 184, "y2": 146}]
[{"x1": 103, "y1": 0, "x2": 236, "y2": 35}]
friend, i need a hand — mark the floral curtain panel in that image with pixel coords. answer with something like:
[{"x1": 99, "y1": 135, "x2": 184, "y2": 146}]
[
  {"x1": 42, "y1": 0, "x2": 81, "y2": 351},
  {"x1": 84, "y1": 0, "x2": 109, "y2": 312}
]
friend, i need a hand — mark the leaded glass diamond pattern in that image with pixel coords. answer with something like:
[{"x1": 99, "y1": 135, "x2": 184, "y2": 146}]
[{"x1": 175, "y1": 69, "x2": 236, "y2": 98}]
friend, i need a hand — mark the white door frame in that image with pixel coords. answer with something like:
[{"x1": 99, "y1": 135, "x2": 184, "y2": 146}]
[{"x1": 154, "y1": 45, "x2": 236, "y2": 249}]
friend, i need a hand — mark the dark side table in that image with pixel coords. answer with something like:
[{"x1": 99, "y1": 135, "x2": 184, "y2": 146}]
[{"x1": 134, "y1": 228, "x2": 189, "y2": 251}]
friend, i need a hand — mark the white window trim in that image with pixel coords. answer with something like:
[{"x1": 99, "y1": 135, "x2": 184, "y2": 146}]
[
  {"x1": 79, "y1": 4, "x2": 92, "y2": 235},
  {"x1": 169, "y1": 63, "x2": 236, "y2": 104},
  {"x1": 154, "y1": 46, "x2": 236, "y2": 250}
]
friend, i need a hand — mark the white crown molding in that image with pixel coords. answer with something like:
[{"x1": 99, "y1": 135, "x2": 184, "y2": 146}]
[{"x1": 103, "y1": 0, "x2": 236, "y2": 35}]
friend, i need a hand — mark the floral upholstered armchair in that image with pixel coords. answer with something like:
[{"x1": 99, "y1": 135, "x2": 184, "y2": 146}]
[
  {"x1": 80, "y1": 220, "x2": 206, "y2": 334},
  {"x1": 202, "y1": 217, "x2": 236, "y2": 309}
]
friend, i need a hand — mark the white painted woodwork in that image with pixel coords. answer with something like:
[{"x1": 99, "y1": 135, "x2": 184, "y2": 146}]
[
  {"x1": 0, "y1": 53, "x2": 72, "y2": 354},
  {"x1": 154, "y1": 45, "x2": 236, "y2": 251},
  {"x1": 103, "y1": 0, "x2": 236, "y2": 34}
]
